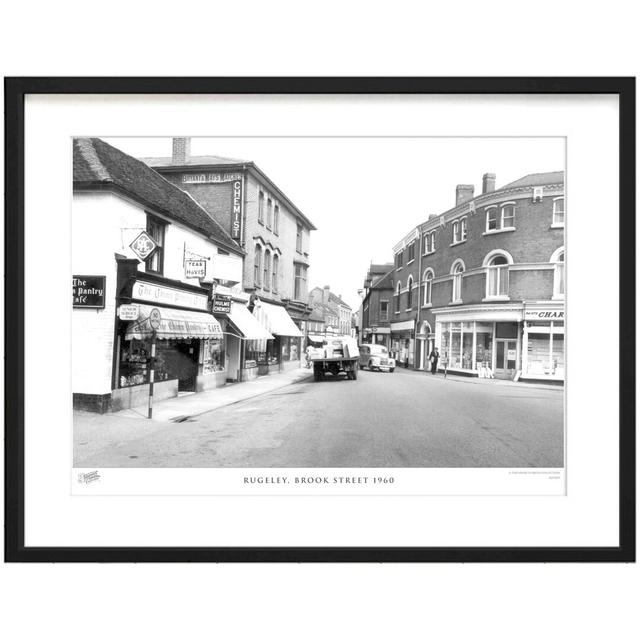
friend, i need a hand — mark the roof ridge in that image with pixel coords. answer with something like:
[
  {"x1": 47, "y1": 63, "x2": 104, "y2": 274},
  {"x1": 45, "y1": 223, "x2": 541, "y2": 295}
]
[{"x1": 76, "y1": 138, "x2": 111, "y2": 181}]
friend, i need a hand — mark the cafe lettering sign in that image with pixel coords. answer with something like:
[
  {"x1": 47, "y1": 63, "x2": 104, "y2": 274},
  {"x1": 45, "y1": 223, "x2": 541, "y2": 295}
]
[
  {"x1": 212, "y1": 294, "x2": 232, "y2": 314},
  {"x1": 131, "y1": 281, "x2": 208, "y2": 311},
  {"x1": 185, "y1": 259, "x2": 207, "y2": 279},
  {"x1": 73, "y1": 275, "x2": 106, "y2": 309},
  {"x1": 129, "y1": 231, "x2": 157, "y2": 261},
  {"x1": 524, "y1": 309, "x2": 565, "y2": 320}
]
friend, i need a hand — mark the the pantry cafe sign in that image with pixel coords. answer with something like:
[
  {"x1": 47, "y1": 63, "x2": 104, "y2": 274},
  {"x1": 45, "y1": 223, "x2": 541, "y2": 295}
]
[
  {"x1": 524, "y1": 308, "x2": 565, "y2": 320},
  {"x1": 131, "y1": 281, "x2": 208, "y2": 311},
  {"x1": 73, "y1": 275, "x2": 106, "y2": 309}
]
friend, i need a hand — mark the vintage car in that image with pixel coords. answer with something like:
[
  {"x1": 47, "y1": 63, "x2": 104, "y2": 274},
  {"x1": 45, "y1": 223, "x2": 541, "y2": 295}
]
[{"x1": 358, "y1": 344, "x2": 395, "y2": 372}]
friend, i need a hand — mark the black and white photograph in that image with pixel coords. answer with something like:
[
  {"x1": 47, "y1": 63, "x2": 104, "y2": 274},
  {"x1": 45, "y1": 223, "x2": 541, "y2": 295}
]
[{"x1": 72, "y1": 135, "x2": 566, "y2": 472}]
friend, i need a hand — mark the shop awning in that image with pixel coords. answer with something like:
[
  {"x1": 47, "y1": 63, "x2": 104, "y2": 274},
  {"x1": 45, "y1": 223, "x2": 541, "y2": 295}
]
[
  {"x1": 307, "y1": 333, "x2": 327, "y2": 343},
  {"x1": 124, "y1": 304, "x2": 223, "y2": 340},
  {"x1": 227, "y1": 302, "x2": 274, "y2": 340},
  {"x1": 253, "y1": 301, "x2": 303, "y2": 337}
]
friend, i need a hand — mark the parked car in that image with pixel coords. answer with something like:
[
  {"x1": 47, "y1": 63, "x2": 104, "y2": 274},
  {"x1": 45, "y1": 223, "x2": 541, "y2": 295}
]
[{"x1": 358, "y1": 344, "x2": 395, "y2": 372}]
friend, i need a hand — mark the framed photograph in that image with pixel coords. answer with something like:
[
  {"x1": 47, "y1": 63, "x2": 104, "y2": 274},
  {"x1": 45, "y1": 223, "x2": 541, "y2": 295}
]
[{"x1": 4, "y1": 77, "x2": 635, "y2": 562}]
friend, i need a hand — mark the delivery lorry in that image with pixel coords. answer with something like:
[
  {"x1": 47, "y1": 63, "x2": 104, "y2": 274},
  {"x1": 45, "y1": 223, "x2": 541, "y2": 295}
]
[{"x1": 308, "y1": 336, "x2": 360, "y2": 381}]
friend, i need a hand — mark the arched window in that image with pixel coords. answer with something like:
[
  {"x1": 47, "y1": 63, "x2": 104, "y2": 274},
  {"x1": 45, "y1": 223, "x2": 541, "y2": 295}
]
[
  {"x1": 451, "y1": 260, "x2": 465, "y2": 302},
  {"x1": 395, "y1": 281, "x2": 401, "y2": 312},
  {"x1": 254, "y1": 245, "x2": 262, "y2": 287},
  {"x1": 552, "y1": 247, "x2": 565, "y2": 298},
  {"x1": 422, "y1": 269, "x2": 434, "y2": 306},
  {"x1": 553, "y1": 197, "x2": 565, "y2": 226},
  {"x1": 482, "y1": 250, "x2": 513, "y2": 298},
  {"x1": 263, "y1": 250, "x2": 271, "y2": 290},
  {"x1": 407, "y1": 276, "x2": 414, "y2": 309},
  {"x1": 272, "y1": 254, "x2": 279, "y2": 292}
]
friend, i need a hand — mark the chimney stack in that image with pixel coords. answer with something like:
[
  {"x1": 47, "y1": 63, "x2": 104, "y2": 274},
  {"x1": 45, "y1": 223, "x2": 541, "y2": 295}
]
[
  {"x1": 172, "y1": 137, "x2": 191, "y2": 165},
  {"x1": 482, "y1": 173, "x2": 496, "y2": 194},
  {"x1": 323, "y1": 285, "x2": 330, "y2": 303},
  {"x1": 456, "y1": 184, "x2": 474, "y2": 206}
]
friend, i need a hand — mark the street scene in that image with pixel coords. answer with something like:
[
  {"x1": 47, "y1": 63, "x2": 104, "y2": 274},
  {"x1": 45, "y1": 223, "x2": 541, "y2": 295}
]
[
  {"x1": 73, "y1": 136, "x2": 565, "y2": 469},
  {"x1": 74, "y1": 367, "x2": 563, "y2": 468}
]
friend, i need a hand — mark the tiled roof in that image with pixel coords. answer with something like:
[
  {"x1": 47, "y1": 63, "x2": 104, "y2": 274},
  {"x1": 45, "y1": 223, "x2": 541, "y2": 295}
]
[
  {"x1": 73, "y1": 138, "x2": 243, "y2": 255},
  {"x1": 140, "y1": 154, "x2": 247, "y2": 167},
  {"x1": 500, "y1": 171, "x2": 564, "y2": 189}
]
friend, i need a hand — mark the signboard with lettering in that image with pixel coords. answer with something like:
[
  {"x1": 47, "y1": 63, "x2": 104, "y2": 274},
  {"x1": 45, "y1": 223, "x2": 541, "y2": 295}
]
[
  {"x1": 212, "y1": 294, "x2": 231, "y2": 314},
  {"x1": 185, "y1": 259, "x2": 207, "y2": 279},
  {"x1": 131, "y1": 280, "x2": 208, "y2": 311},
  {"x1": 73, "y1": 275, "x2": 106, "y2": 309},
  {"x1": 231, "y1": 178, "x2": 243, "y2": 239},
  {"x1": 129, "y1": 231, "x2": 157, "y2": 261},
  {"x1": 118, "y1": 304, "x2": 140, "y2": 320},
  {"x1": 182, "y1": 173, "x2": 243, "y2": 184},
  {"x1": 524, "y1": 309, "x2": 565, "y2": 320}
]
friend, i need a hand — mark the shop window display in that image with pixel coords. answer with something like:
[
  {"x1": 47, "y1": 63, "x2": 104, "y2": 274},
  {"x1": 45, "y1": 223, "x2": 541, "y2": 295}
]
[
  {"x1": 202, "y1": 338, "x2": 225, "y2": 374},
  {"x1": 119, "y1": 338, "x2": 150, "y2": 388}
]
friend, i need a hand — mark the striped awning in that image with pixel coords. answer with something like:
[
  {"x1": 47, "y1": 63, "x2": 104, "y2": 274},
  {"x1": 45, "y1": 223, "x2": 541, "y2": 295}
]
[
  {"x1": 124, "y1": 304, "x2": 223, "y2": 340},
  {"x1": 252, "y1": 301, "x2": 303, "y2": 337}
]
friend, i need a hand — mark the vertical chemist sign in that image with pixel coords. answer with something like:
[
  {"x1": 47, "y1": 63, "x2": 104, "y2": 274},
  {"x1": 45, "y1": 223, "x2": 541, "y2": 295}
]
[
  {"x1": 231, "y1": 177, "x2": 243, "y2": 239},
  {"x1": 73, "y1": 275, "x2": 106, "y2": 308}
]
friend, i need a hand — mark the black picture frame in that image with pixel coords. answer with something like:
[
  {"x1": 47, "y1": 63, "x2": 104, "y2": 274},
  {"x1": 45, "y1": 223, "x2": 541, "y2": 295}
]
[{"x1": 4, "y1": 77, "x2": 635, "y2": 563}]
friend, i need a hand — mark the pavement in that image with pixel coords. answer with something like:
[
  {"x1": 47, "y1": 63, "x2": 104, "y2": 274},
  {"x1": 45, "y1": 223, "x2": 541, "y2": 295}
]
[{"x1": 74, "y1": 365, "x2": 564, "y2": 468}]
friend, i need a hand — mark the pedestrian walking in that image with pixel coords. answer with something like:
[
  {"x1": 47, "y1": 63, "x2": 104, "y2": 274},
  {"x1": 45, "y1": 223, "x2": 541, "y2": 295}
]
[{"x1": 428, "y1": 347, "x2": 440, "y2": 375}]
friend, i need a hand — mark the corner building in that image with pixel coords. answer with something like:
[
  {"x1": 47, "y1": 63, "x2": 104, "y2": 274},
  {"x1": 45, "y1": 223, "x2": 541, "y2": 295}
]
[{"x1": 391, "y1": 171, "x2": 565, "y2": 382}]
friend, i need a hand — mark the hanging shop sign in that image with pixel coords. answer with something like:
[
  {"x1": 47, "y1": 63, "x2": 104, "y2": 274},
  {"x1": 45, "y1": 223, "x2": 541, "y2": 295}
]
[
  {"x1": 182, "y1": 172, "x2": 243, "y2": 184},
  {"x1": 118, "y1": 304, "x2": 140, "y2": 320},
  {"x1": 72, "y1": 275, "x2": 106, "y2": 309},
  {"x1": 231, "y1": 178, "x2": 243, "y2": 239},
  {"x1": 212, "y1": 294, "x2": 232, "y2": 314},
  {"x1": 131, "y1": 280, "x2": 208, "y2": 311},
  {"x1": 129, "y1": 231, "x2": 157, "y2": 261},
  {"x1": 185, "y1": 259, "x2": 207, "y2": 279}
]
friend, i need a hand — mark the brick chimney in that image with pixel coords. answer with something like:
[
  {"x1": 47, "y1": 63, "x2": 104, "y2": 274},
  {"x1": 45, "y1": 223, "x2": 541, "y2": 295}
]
[
  {"x1": 482, "y1": 173, "x2": 496, "y2": 194},
  {"x1": 456, "y1": 184, "x2": 474, "y2": 205},
  {"x1": 172, "y1": 137, "x2": 191, "y2": 164},
  {"x1": 323, "y1": 285, "x2": 330, "y2": 303}
]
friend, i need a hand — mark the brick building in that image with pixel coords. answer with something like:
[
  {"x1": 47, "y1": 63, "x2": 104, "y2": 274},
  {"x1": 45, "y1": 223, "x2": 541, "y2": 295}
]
[
  {"x1": 390, "y1": 171, "x2": 565, "y2": 382},
  {"x1": 359, "y1": 263, "x2": 394, "y2": 348},
  {"x1": 141, "y1": 138, "x2": 316, "y2": 377},
  {"x1": 308, "y1": 286, "x2": 353, "y2": 336}
]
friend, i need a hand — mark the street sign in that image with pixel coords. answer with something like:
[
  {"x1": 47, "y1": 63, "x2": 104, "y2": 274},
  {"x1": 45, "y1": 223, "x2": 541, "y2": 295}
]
[
  {"x1": 129, "y1": 231, "x2": 157, "y2": 261},
  {"x1": 185, "y1": 259, "x2": 206, "y2": 279},
  {"x1": 72, "y1": 275, "x2": 106, "y2": 309},
  {"x1": 149, "y1": 308, "x2": 162, "y2": 330},
  {"x1": 212, "y1": 294, "x2": 231, "y2": 314},
  {"x1": 118, "y1": 304, "x2": 139, "y2": 320}
]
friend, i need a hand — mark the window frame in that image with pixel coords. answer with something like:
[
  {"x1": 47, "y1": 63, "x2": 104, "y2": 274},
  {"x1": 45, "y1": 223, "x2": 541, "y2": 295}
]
[
  {"x1": 552, "y1": 197, "x2": 565, "y2": 228},
  {"x1": 144, "y1": 214, "x2": 166, "y2": 275},
  {"x1": 406, "y1": 275, "x2": 414, "y2": 310},
  {"x1": 273, "y1": 204, "x2": 280, "y2": 235},
  {"x1": 551, "y1": 246, "x2": 565, "y2": 299},
  {"x1": 263, "y1": 249, "x2": 271, "y2": 291},
  {"x1": 296, "y1": 223, "x2": 303, "y2": 253},
  {"x1": 254, "y1": 244, "x2": 262, "y2": 287},
  {"x1": 272, "y1": 254, "x2": 279, "y2": 292},
  {"x1": 422, "y1": 269, "x2": 434, "y2": 306},
  {"x1": 451, "y1": 260, "x2": 465, "y2": 303},
  {"x1": 258, "y1": 190, "x2": 265, "y2": 224},
  {"x1": 379, "y1": 300, "x2": 389, "y2": 322},
  {"x1": 394, "y1": 281, "x2": 401, "y2": 313},
  {"x1": 501, "y1": 202, "x2": 516, "y2": 229}
]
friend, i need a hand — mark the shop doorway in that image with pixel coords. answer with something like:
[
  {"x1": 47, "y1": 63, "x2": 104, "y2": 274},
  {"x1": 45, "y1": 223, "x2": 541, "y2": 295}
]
[
  {"x1": 175, "y1": 340, "x2": 199, "y2": 392},
  {"x1": 495, "y1": 339, "x2": 517, "y2": 380}
]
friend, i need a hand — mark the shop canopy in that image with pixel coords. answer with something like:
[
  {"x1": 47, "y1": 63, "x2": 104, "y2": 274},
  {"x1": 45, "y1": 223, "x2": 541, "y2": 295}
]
[
  {"x1": 253, "y1": 301, "x2": 303, "y2": 337},
  {"x1": 227, "y1": 302, "x2": 274, "y2": 340},
  {"x1": 124, "y1": 304, "x2": 223, "y2": 340}
]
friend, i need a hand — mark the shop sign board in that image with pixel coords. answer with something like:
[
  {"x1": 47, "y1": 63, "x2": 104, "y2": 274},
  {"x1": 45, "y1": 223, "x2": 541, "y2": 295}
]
[
  {"x1": 132, "y1": 280, "x2": 208, "y2": 311},
  {"x1": 182, "y1": 172, "x2": 243, "y2": 184},
  {"x1": 72, "y1": 275, "x2": 106, "y2": 309},
  {"x1": 507, "y1": 349, "x2": 517, "y2": 360},
  {"x1": 118, "y1": 304, "x2": 139, "y2": 320},
  {"x1": 129, "y1": 231, "x2": 157, "y2": 261},
  {"x1": 185, "y1": 259, "x2": 207, "y2": 279},
  {"x1": 231, "y1": 178, "x2": 243, "y2": 239},
  {"x1": 524, "y1": 309, "x2": 565, "y2": 320},
  {"x1": 212, "y1": 294, "x2": 232, "y2": 314}
]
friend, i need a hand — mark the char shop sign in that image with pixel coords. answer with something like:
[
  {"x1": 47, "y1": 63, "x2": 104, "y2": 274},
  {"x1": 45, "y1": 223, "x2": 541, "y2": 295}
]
[
  {"x1": 182, "y1": 173, "x2": 243, "y2": 184},
  {"x1": 524, "y1": 309, "x2": 565, "y2": 320},
  {"x1": 132, "y1": 281, "x2": 208, "y2": 311},
  {"x1": 73, "y1": 275, "x2": 106, "y2": 309}
]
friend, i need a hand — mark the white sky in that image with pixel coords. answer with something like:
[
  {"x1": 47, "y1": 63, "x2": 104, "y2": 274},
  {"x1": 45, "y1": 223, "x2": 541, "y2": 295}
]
[{"x1": 106, "y1": 137, "x2": 564, "y2": 311}]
